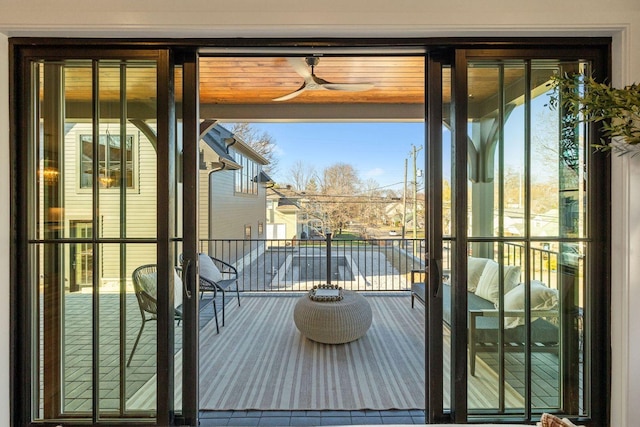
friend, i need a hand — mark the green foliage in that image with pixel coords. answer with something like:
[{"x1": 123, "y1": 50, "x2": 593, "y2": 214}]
[{"x1": 548, "y1": 73, "x2": 640, "y2": 153}]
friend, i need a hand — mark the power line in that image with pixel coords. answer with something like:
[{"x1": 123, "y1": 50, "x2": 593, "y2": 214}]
[
  {"x1": 287, "y1": 193, "x2": 403, "y2": 200},
  {"x1": 353, "y1": 181, "x2": 405, "y2": 193},
  {"x1": 302, "y1": 200, "x2": 406, "y2": 205},
  {"x1": 292, "y1": 194, "x2": 410, "y2": 203}
]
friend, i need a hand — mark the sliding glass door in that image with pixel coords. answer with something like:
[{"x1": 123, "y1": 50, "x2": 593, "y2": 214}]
[
  {"x1": 428, "y1": 48, "x2": 609, "y2": 424},
  {"x1": 11, "y1": 39, "x2": 610, "y2": 427},
  {"x1": 13, "y1": 47, "x2": 184, "y2": 425}
]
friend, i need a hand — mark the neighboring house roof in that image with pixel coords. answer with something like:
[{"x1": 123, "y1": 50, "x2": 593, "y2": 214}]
[
  {"x1": 268, "y1": 187, "x2": 301, "y2": 211},
  {"x1": 231, "y1": 137, "x2": 269, "y2": 166},
  {"x1": 200, "y1": 124, "x2": 269, "y2": 171},
  {"x1": 201, "y1": 131, "x2": 241, "y2": 171},
  {"x1": 253, "y1": 170, "x2": 274, "y2": 185},
  {"x1": 384, "y1": 202, "x2": 403, "y2": 218},
  {"x1": 277, "y1": 197, "x2": 300, "y2": 212}
]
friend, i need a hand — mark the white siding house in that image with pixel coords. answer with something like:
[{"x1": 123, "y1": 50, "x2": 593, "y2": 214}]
[
  {"x1": 266, "y1": 189, "x2": 301, "y2": 243},
  {"x1": 59, "y1": 122, "x2": 158, "y2": 290},
  {"x1": 58, "y1": 122, "x2": 268, "y2": 290},
  {"x1": 199, "y1": 124, "x2": 269, "y2": 243}
]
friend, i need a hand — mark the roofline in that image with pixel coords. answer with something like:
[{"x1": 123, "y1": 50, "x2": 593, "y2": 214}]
[{"x1": 229, "y1": 134, "x2": 269, "y2": 165}]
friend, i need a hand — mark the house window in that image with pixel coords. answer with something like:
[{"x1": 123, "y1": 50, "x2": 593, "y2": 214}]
[
  {"x1": 80, "y1": 133, "x2": 135, "y2": 189},
  {"x1": 234, "y1": 151, "x2": 259, "y2": 195},
  {"x1": 244, "y1": 225, "x2": 252, "y2": 239},
  {"x1": 258, "y1": 221, "x2": 264, "y2": 235}
]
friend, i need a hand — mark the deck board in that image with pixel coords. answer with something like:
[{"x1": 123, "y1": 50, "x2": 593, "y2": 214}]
[{"x1": 56, "y1": 293, "x2": 567, "y2": 415}]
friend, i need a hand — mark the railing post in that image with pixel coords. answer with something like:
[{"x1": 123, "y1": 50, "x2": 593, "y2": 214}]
[{"x1": 326, "y1": 232, "x2": 332, "y2": 285}]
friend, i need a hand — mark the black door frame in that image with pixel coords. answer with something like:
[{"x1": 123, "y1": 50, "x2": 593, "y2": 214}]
[
  {"x1": 10, "y1": 38, "x2": 611, "y2": 426},
  {"x1": 178, "y1": 48, "x2": 202, "y2": 426},
  {"x1": 446, "y1": 47, "x2": 610, "y2": 425},
  {"x1": 10, "y1": 45, "x2": 177, "y2": 425}
]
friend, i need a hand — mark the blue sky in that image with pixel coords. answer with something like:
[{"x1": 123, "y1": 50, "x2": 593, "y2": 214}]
[
  {"x1": 249, "y1": 122, "x2": 428, "y2": 191},
  {"x1": 244, "y1": 93, "x2": 557, "y2": 192}
]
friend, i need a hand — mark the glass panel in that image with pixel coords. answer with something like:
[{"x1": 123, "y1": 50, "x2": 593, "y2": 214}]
[
  {"x1": 442, "y1": 65, "x2": 453, "y2": 412},
  {"x1": 467, "y1": 63, "x2": 500, "y2": 241},
  {"x1": 527, "y1": 244, "x2": 562, "y2": 410},
  {"x1": 96, "y1": 244, "x2": 123, "y2": 415},
  {"x1": 530, "y1": 60, "x2": 587, "y2": 416},
  {"x1": 33, "y1": 60, "x2": 96, "y2": 421},
  {"x1": 126, "y1": 63, "x2": 158, "y2": 239},
  {"x1": 29, "y1": 58, "x2": 160, "y2": 423},
  {"x1": 465, "y1": 58, "x2": 589, "y2": 420},
  {"x1": 465, "y1": 241, "x2": 527, "y2": 413},
  {"x1": 173, "y1": 63, "x2": 184, "y2": 415},
  {"x1": 64, "y1": 63, "x2": 95, "y2": 240},
  {"x1": 123, "y1": 243, "x2": 158, "y2": 413},
  {"x1": 97, "y1": 61, "x2": 125, "y2": 239},
  {"x1": 34, "y1": 243, "x2": 95, "y2": 420},
  {"x1": 467, "y1": 61, "x2": 526, "y2": 240}
]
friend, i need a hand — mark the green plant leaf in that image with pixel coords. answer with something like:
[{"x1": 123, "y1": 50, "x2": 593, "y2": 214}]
[{"x1": 548, "y1": 72, "x2": 640, "y2": 154}]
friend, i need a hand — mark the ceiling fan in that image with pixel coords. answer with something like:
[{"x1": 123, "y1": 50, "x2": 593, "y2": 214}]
[{"x1": 273, "y1": 57, "x2": 374, "y2": 102}]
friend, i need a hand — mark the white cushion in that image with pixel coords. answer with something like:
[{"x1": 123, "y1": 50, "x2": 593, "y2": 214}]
[
  {"x1": 467, "y1": 256, "x2": 489, "y2": 292},
  {"x1": 199, "y1": 253, "x2": 223, "y2": 282},
  {"x1": 474, "y1": 260, "x2": 520, "y2": 304},
  {"x1": 138, "y1": 271, "x2": 157, "y2": 297},
  {"x1": 502, "y1": 281, "x2": 559, "y2": 328},
  {"x1": 173, "y1": 268, "x2": 183, "y2": 308},
  {"x1": 138, "y1": 269, "x2": 182, "y2": 309}
]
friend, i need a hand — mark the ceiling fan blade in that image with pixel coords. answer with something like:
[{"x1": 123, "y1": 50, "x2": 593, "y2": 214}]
[
  {"x1": 274, "y1": 58, "x2": 374, "y2": 101},
  {"x1": 312, "y1": 75, "x2": 374, "y2": 92},
  {"x1": 321, "y1": 82, "x2": 375, "y2": 91},
  {"x1": 272, "y1": 83, "x2": 308, "y2": 101},
  {"x1": 287, "y1": 57, "x2": 312, "y2": 79}
]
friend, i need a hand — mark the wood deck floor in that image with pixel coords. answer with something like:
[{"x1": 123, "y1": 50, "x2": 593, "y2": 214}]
[{"x1": 58, "y1": 292, "x2": 563, "y2": 415}]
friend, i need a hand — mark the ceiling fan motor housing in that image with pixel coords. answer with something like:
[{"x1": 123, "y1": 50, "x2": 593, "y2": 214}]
[{"x1": 305, "y1": 57, "x2": 320, "y2": 67}]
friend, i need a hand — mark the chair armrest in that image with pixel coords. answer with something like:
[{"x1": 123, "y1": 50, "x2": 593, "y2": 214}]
[
  {"x1": 198, "y1": 275, "x2": 219, "y2": 294},
  {"x1": 211, "y1": 256, "x2": 238, "y2": 276},
  {"x1": 220, "y1": 269, "x2": 237, "y2": 278}
]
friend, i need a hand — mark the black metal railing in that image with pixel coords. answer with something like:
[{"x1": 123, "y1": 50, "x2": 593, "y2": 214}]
[
  {"x1": 195, "y1": 236, "x2": 576, "y2": 293},
  {"x1": 505, "y1": 242, "x2": 583, "y2": 290},
  {"x1": 200, "y1": 234, "x2": 426, "y2": 292}
]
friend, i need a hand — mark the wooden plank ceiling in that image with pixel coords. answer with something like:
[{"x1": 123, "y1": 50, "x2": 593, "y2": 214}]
[
  {"x1": 199, "y1": 56, "x2": 426, "y2": 105},
  {"x1": 53, "y1": 56, "x2": 545, "y2": 120}
]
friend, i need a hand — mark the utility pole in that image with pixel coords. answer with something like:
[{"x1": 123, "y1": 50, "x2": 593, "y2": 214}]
[
  {"x1": 411, "y1": 144, "x2": 423, "y2": 252},
  {"x1": 402, "y1": 158, "x2": 408, "y2": 239}
]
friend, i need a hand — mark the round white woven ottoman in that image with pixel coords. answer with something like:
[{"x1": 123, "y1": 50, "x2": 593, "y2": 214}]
[{"x1": 293, "y1": 290, "x2": 372, "y2": 344}]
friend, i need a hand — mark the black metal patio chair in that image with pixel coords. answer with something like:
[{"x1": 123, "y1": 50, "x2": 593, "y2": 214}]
[
  {"x1": 127, "y1": 264, "x2": 184, "y2": 367},
  {"x1": 198, "y1": 253, "x2": 240, "y2": 331}
]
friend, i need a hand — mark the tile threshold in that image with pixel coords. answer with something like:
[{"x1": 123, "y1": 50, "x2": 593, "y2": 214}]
[{"x1": 199, "y1": 409, "x2": 425, "y2": 426}]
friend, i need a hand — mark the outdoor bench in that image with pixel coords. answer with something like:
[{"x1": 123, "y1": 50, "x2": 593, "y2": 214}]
[{"x1": 410, "y1": 261, "x2": 560, "y2": 376}]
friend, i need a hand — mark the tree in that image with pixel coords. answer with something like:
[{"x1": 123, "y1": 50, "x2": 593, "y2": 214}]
[
  {"x1": 306, "y1": 177, "x2": 319, "y2": 194},
  {"x1": 319, "y1": 163, "x2": 361, "y2": 235},
  {"x1": 287, "y1": 160, "x2": 316, "y2": 191},
  {"x1": 321, "y1": 163, "x2": 360, "y2": 194},
  {"x1": 230, "y1": 123, "x2": 279, "y2": 174},
  {"x1": 360, "y1": 178, "x2": 384, "y2": 226}
]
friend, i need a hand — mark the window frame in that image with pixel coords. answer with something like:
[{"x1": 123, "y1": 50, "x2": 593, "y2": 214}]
[
  {"x1": 233, "y1": 150, "x2": 259, "y2": 196},
  {"x1": 77, "y1": 131, "x2": 138, "y2": 190}
]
